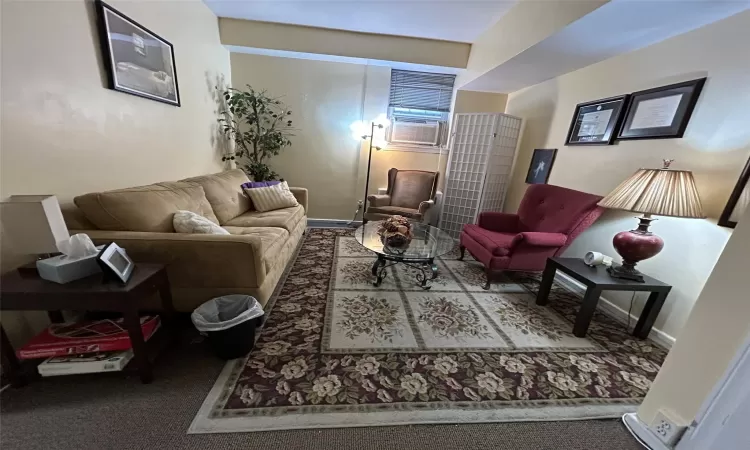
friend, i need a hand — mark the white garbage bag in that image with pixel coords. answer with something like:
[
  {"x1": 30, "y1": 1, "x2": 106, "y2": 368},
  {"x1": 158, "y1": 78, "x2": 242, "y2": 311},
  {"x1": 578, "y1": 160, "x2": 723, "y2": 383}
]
[{"x1": 191, "y1": 295, "x2": 263, "y2": 332}]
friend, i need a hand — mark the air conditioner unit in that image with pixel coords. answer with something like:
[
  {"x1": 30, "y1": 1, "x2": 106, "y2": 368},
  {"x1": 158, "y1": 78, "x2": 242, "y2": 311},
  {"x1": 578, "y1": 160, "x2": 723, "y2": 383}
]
[{"x1": 389, "y1": 118, "x2": 441, "y2": 146}]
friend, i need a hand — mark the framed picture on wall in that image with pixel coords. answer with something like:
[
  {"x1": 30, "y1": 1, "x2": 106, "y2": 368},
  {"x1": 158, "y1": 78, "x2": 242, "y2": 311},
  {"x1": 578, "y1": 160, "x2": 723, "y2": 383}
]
[
  {"x1": 617, "y1": 78, "x2": 706, "y2": 140},
  {"x1": 525, "y1": 149, "x2": 557, "y2": 184},
  {"x1": 565, "y1": 95, "x2": 629, "y2": 145},
  {"x1": 96, "y1": 1, "x2": 180, "y2": 106},
  {"x1": 719, "y1": 156, "x2": 750, "y2": 228}
]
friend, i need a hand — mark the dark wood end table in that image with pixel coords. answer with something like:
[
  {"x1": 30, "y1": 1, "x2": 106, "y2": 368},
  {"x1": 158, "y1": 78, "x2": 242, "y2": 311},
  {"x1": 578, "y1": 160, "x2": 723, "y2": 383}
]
[
  {"x1": 0, "y1": 263, "x2": 174, "y2": 386},
  {"x1": 536, "y1": 257, "x2": 671, "y2": 338}
]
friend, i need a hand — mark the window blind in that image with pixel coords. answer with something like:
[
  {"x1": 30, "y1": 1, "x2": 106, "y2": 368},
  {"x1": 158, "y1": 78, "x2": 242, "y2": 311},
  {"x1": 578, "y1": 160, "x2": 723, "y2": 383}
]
[{"x1": 388, "y1": 70, "x2": 456, "y2": 112}]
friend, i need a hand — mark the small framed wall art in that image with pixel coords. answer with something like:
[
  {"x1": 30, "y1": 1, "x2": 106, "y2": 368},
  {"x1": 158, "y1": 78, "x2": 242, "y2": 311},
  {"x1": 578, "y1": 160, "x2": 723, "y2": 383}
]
[
  {"x1": 525, "y1": 148, "x2": 557, "y2": 184},
  {"x1": 96, "y1": 1, "x2": 180, "y2": 106},
  {"x1": 565, "y1": 95, "x2": 629, "y2": 145},
  {"x1": 617, "y1": 78, "x2": 706, "y2": 140},
  {"x1": 719, "y1": 156, "x2": 750, "y2": 228}
]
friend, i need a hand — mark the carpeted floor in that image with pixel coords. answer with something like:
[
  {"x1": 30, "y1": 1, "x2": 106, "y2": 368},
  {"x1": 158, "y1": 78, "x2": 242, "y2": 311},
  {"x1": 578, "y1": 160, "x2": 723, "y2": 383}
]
[{"x1": 0, "y1": 328, "x2": 641, "y2": 450}]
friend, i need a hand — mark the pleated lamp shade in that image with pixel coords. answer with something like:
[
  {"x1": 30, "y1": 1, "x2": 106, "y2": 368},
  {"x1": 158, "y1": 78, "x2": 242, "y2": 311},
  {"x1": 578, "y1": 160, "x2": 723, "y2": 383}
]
[{"x1": 599, "y1": 168, "x2": 705, "y2": 218}]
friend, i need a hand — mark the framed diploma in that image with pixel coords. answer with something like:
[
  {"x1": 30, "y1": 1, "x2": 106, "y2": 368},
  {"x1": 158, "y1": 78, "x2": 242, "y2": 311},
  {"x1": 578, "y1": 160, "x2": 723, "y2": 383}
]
[
  {"x1": 617, "y1": 78, "x2": 706, "y2": 140},
  {"x1": 719, "y1": 156, "x2": 750, "y2": 229},
  {"x1": 565, "y1": 95, "x2": 628, "y2": 145}
]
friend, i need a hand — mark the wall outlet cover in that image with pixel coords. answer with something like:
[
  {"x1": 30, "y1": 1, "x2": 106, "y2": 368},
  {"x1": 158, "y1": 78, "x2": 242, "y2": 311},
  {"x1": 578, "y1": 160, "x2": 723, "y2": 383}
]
[{"x1": 650, "y1": 409, "x2": 688, "y2": 447}]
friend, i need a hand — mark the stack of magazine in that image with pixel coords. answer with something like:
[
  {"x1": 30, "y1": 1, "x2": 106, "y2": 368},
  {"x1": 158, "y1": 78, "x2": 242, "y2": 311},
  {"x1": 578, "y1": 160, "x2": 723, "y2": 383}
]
[{"x1": 17, "y1": 316, "x2": 161, "y2": 377}]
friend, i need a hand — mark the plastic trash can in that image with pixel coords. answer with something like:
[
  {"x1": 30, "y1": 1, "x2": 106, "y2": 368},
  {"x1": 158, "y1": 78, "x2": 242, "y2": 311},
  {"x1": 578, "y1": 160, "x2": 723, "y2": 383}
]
[{"x1": 191, "y1": 295, "x2": 264, "y2": 359}]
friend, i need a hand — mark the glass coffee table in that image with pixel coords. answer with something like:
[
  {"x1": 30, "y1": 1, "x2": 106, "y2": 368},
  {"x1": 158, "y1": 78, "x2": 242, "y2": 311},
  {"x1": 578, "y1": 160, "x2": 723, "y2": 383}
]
[{"x1": 354, "y1": 221, "x2": 455, "y2": 290}]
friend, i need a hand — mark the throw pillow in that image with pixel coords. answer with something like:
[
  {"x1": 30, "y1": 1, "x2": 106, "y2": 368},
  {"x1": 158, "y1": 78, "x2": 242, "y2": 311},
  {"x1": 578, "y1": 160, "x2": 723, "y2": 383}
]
[
  {"x1": 241, "y1": 180, "x2": 281, "y2": 189},
  {"x1": 243, "y1": 181, "x2": 298, "y2": 212},
  {"x1": 173, "y1": 210, "x2": 230, "y2": 235}
]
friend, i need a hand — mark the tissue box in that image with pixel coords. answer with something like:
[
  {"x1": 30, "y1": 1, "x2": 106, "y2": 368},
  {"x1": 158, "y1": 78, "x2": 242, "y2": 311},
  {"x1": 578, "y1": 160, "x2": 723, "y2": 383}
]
[{"x1": 36, "y1": 246, "x2": 104, "y2": 284}]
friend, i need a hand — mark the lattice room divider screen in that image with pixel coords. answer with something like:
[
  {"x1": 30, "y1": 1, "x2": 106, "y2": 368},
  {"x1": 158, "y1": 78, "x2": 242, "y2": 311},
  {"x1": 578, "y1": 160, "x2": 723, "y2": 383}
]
[{"x1": 439, "y1": 113, "x2": 523, "y2": 239}]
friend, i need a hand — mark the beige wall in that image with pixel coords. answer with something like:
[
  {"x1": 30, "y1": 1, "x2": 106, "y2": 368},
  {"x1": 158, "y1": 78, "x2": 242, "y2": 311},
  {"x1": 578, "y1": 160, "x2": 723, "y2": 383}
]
[
  {"x1": 454, "y1": 90, "x2": 508, "y2": 114},
  {"x1": 221, "y1": 18, "x2": 470, "y2": 69},
  {"x1": 231, "y1": 55, "x2": 445, "y2": 220},
  {"x1": 458, "y1": 0, "x2": 607, "y2": 88},
  {"x1": 504, "y1": 11, "x2": 750, "y2": 338},
  {"x1": 0, "y1": 0, "x2": 230, "y2": 341},
  {"x1": 638, "y1": 205, "x2": 750, "y2": 426}
]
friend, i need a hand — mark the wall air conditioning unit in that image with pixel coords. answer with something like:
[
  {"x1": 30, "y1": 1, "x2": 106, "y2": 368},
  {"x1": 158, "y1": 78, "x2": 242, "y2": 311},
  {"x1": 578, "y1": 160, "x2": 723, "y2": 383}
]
[{"x1": 389, "y1": 117, "x2": 441, "y2": 146}]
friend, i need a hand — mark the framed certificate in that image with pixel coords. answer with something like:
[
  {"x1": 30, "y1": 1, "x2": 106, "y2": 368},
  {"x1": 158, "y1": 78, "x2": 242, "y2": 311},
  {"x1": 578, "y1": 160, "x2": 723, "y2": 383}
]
[
  {"x1": 719, "y1": 156, "x2": 750, "y2": 229},
  {"x1": 617, "y1": 78, "x2": 706, "y2": 140},
  {"x1": 565, "y1": 95, "x2": 628, "y2": 145}
]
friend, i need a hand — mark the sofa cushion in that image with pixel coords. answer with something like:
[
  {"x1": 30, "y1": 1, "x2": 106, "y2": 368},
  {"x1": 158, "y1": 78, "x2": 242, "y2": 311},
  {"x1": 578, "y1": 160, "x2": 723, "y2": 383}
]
[
  {"x1": 462, "y1": 224, "x2": 516, "y2": 257},
  {"x1": 223, "y1": 204, "x2": 305, "y2": 232},
  {"x1": 182, "y1": 169, "x2": 251, "y2": 224},
  {"x1": 223, "y1": 226, "x2": 289, "y2": 274},
  {"x1": 243, "y1": 181, "x2": 299, "y2": 212},
  {"x1": 75, "y1": 182, "x2": 219, "y2": 232}
]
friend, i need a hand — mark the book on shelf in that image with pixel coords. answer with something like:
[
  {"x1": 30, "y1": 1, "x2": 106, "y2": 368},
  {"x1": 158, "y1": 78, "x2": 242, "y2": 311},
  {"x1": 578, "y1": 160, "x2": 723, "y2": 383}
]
[
  {"x1": 18, "y1": 315, "x2": 161, "y2": 360},
  {"x1": 37, "y1": 350, "x2": 134, "y2": 377}
]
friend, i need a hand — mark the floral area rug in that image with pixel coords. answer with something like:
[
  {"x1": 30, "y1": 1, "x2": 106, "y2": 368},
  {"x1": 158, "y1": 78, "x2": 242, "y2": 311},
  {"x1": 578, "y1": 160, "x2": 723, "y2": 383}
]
[{"x1": 190, "y1": 228, "x2": 667, "y2": 433}]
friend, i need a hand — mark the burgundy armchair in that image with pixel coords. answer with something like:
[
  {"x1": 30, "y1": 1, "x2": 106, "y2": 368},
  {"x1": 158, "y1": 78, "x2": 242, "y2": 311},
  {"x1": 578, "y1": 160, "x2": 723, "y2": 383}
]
[{"x1": 459, "y1": 184, "x2": 604, "y2": 289}]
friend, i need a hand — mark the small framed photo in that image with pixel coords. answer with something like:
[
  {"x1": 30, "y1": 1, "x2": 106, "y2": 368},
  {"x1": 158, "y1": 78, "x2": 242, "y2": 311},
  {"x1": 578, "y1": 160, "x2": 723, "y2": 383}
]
[
  {"x1": 719, "y1": 156, "x2": 750, "y2": 228},
  {"x1": 525, "y1": 149, "x2": 557, "y2": 184},
  {"x1": 565, "y1": 95, "x2": 629, "y2": 145},
  {"x1": 96, "y1": 1, "x2": 180, "y2": 106},
  {"x1": 617, "y1": 78, "x2": 706, "y2": 140},
  {"x1": 97, "y1": 242, "x2": 135, "y2": 283}
]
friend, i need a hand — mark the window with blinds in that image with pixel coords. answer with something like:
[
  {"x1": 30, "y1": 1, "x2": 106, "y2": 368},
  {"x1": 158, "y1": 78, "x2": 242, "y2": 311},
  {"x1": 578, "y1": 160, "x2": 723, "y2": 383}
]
[
  {"x1": 387, "y1": 70, "x2": 455, "y2": 149},
  {"x1": 388, "y1": 70, "x2": 456, "y2": 113}
]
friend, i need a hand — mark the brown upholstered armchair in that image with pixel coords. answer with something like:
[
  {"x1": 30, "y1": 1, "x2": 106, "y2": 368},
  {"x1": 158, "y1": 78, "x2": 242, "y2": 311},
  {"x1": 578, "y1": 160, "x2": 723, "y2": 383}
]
[{"x1": 365, "y1": 168, "x2": 441, "y2": 222}]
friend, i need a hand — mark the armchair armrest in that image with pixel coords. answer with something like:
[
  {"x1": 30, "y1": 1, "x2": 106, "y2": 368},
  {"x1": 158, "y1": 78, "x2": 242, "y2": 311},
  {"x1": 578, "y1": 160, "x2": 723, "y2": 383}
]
[
  {"x1": 289, "y1": 187, "x2": 308, "y2": 214},
  {"x1": 367, "y1": 194, "x2": 391, "y2": 207},
  {"x1": 478, "y1": 212, "x2": 520, "y2": 232},
  {"x1": 72, "y1": 229, "x2": 267, "y2": 289},
  {"x1": 511, "y1": 232, "x2": 567, "y2": 248},
  {"x1": 418, "y1": 199, "x2": 435, "y2": 215}
]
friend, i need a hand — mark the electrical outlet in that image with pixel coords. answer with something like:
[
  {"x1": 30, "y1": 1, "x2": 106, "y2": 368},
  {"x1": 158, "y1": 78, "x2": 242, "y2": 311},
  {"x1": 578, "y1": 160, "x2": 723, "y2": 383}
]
[
  {"x1": 357, "y1": 200, "x2": 363, "y2": 207},
  {"x1": 650, "y1": 409, "x2": 687, "y2": 447}
]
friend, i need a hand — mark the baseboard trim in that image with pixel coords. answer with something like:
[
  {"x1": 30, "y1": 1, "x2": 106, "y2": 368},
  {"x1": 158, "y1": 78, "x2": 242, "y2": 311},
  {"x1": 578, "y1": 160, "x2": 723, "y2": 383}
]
[
  {"x1": 554, "y1": 272, "x2": 676, "y2": 349},
  {"x1": 307, "y1": 219, "x2": 360, "y2": 228},
  {"x1": 622, "y1": 412, "x2": 669, "y2": 450}
]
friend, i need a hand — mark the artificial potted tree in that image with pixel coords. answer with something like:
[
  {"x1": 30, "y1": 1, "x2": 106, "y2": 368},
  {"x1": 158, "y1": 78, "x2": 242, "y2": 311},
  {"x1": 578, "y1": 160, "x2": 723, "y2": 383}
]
[{"x1": 218, "y1": 85, "x2": 294, "y2": 181}]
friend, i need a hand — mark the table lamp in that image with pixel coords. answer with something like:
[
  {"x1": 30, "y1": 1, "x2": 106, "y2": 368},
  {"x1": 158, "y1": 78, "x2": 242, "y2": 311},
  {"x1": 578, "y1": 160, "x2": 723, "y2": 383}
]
[
  {"x1": 598, "y1": 160, "x2": 704, "y2": 282},
  {"x1": 1, "y1": 195, "x2": 70, "y2": 272}
]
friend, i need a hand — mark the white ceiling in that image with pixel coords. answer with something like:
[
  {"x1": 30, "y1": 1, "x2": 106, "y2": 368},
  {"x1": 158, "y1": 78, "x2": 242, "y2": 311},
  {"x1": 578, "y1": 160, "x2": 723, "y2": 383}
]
[
  {"x1": 462, "y1": 0, "x2": 750, "y2": 93},
  {"x1": 203, "y1": 0, "x2": 517, "y2": 43}
]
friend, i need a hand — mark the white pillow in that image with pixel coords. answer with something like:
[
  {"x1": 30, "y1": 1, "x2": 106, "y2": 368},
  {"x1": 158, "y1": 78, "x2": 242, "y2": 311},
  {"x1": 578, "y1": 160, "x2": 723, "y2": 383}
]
[
  {"x1": 173, "y1": 210, "x2": 230, "y2": 235},
  {"x1": 243, "y1": 181, "x2": 299, "y2": 212}
]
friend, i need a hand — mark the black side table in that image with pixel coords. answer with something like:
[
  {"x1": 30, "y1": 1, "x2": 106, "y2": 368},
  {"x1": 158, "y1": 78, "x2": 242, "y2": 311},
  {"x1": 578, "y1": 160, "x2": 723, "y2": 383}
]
[
  {"x1": 0, "y1": 264, "x2": 174, "y2": 386},
  {"x1": 536, "y1": 257, "x2": 671, "y2": 338}
]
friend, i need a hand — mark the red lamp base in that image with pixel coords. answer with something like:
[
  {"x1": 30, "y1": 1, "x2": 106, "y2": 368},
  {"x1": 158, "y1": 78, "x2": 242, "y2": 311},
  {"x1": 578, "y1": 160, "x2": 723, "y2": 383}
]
[{"x1": 608, "y1": 215, "x2": 664, "y2": 282}]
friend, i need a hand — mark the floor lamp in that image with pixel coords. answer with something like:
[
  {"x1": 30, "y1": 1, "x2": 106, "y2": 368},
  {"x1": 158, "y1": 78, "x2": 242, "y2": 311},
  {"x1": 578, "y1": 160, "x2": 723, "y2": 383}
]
[{"x1": 361, "y1": 121, "x2": 384, "y2": 225}]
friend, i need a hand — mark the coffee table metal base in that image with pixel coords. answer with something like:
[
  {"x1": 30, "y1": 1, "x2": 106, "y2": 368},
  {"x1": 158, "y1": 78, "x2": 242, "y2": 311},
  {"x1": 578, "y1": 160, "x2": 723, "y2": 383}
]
[{"x1": 371, "y1": 255, "x2": 438, "y2": 290}]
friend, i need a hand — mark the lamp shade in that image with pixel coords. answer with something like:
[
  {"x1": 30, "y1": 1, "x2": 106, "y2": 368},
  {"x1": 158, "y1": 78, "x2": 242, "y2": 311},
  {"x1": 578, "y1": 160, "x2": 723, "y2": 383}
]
[
  {"x1": 598, "y1": 168, "x2": 705, "y2": 218},
  {"x1": 0, "y1": 195, "x2": 70, "y2": 254}
]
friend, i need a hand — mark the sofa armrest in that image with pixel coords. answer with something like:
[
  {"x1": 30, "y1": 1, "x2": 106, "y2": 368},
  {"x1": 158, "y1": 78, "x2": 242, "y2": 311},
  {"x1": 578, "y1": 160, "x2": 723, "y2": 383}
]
[
  {"x1": 289, "y1": 187, "x2": 308, "y2": 214},
  {"x1": 367, "y1": 194, "x2": 391, "y2": 207},
  {"x1": 72, "y1": 230, "x2": 267, "y2": 289},
  {"x1": 511, "y1": 232, "x2": 567, "y2": 248},
  {"x1": 478, "y1": 212, "x2": 519, "y2": 232}
]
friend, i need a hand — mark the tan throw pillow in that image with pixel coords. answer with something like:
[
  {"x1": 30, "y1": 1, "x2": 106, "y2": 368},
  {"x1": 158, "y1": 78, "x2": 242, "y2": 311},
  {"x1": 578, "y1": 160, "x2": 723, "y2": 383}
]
[
  {"x1": 243, "y1": 181, "x2": 299, "y2": 212},
  {"x1": 173, "y1": 210, "x2": 229, "y2": 235}
]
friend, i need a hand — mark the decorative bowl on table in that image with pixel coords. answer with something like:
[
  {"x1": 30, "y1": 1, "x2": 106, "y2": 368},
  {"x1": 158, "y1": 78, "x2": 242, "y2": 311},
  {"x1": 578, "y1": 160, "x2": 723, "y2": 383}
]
[{"x1": 377, "y1": 215, "x2": 412, "y2": 248}]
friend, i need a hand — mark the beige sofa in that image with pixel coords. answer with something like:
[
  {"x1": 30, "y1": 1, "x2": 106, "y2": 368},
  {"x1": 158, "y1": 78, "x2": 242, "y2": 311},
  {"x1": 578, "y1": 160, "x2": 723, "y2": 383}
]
[{"x1": 63, "y1": 169, "x2": 307, "y2": 312}]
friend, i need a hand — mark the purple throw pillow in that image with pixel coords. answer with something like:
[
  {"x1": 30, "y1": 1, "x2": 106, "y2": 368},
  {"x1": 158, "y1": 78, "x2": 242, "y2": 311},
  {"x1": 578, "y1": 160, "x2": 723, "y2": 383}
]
[{"x1": 241, "y1": 180, "x2": 281, "y2": 189}]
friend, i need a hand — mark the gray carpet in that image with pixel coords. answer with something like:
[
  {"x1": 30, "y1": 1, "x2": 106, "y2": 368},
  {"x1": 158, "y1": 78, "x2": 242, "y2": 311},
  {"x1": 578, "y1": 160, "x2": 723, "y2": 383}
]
[{"x1": 0, "y1": 329, "x2": 641, "y2": 450}]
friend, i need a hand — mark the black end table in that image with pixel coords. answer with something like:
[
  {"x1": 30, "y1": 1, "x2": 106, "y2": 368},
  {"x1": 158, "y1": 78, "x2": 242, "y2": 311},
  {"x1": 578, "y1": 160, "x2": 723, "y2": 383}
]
[
  {"x1": 536, "y1": 257, "x2": 671, "y2": 338},
  {"x1": 0, "y1": 264, "x2": 174, "y2": 386}
]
